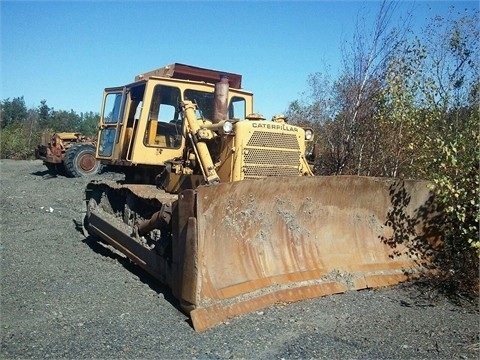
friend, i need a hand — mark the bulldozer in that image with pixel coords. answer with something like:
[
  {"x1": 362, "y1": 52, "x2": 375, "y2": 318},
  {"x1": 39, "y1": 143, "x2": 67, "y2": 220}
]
[
  {"x1": 35, "y1": 132, "x2": 102, "y2": 177},
  {"x1": 83, "y1": 63, "x2": 440, "y2": 332}
]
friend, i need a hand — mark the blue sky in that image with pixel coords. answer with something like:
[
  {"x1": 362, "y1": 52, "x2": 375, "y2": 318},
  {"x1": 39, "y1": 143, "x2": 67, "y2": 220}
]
[{"x1": 1, "y1": 1, "x2": 478, "y2": 119}]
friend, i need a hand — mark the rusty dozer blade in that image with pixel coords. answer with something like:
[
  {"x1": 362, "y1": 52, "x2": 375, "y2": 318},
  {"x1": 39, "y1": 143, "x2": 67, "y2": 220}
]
[
  {"x1": 176, "y1": 176, "x2": 439, "y2": 332},
  {"x1": 85, "y1": 176, "x2": 439, "y2": 332}
]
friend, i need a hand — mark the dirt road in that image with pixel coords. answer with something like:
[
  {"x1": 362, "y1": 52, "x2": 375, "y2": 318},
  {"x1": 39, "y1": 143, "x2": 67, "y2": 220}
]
[{"x1": 0, "y1": 159, "x2": 478, "y2": 359}]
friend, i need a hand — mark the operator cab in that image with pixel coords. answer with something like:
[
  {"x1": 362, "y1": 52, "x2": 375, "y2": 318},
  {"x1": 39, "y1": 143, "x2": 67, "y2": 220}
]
[{"x1": 95, "y1": 64, "x2": 254, "y2": 183}]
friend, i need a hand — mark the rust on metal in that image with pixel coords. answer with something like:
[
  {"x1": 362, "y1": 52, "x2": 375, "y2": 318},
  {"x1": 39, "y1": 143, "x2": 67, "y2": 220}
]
[
  {"x1": 78, "y1": 152, "x2": 97, "y2": 172},
  {"x1": 35, "y1": 132, "x2": 97, "y2": 164},
  {"x1": 89, "y1": 180, "x2": 178, "y2": 203},
  {"x1": 186, "y1": 176, "x2": 439, "y2": 331},
  {"x1": 136, "y1": 203, "x2": 171, "y2": 237},
  {"x1": 212, "y1": 75, "x2": 229, "y2": 123},
  {"x1": 134, "y1": 63, "x2": 242, "y2": 89}
]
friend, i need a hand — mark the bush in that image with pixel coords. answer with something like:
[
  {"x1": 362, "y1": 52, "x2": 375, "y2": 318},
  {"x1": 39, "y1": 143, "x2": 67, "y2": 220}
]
[{"x1": 0, "y1": 122, "x2": 38, "y2": 159}]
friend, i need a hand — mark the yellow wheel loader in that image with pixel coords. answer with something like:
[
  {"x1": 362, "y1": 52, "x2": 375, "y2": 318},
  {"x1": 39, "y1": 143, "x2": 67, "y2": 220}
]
[
  {"x1": 83, "y1": 63, "x2": 441, "y2": 332},
  {"x1": 35, "y1": 132, "x2": 102, "y2": 177}
]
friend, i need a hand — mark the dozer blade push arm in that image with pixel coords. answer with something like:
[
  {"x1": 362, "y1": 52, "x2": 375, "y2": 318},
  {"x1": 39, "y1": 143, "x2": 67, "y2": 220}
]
[{"x1": 182, "y1": 101, "x2": 220, "y2": 185}]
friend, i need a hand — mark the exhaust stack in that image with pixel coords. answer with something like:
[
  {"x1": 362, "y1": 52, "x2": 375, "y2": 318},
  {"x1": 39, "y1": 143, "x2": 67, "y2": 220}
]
[{"x1": 212, "y1": 75, "x2": 229, "y2": 124}]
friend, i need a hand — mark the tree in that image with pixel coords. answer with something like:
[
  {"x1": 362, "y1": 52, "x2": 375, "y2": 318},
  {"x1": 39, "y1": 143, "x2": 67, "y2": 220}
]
[
  {"x1": 424, "y1": 13, "x2": 478, "y2": 254},
  {"x1": 331, "y1": 1, "x2": 413, "y2": 175},
  {"x1": 38, "y1": 100, "x2": 53, "y2": 130},
  {"x1": 0, "y1": 108, "x2": 39, "y2": 159},
  {"x1": 285, "y1": 72, "x2": 336, "y2": 173},
  {"x1": 377, "y1": 7, "x2": 479, "y2": 294},
  {"x1": 78, "y1": 112, "x2": 100, "y2": 136},
  {"x1": 48, "y1": 110, "x2": 82, "y2": 133},
  {"x1": 287, "y1": 1, "x2": 413, "y2": 176},
  {"x1": 0, "y1": 97, "x2": 28, "y2": 129}
]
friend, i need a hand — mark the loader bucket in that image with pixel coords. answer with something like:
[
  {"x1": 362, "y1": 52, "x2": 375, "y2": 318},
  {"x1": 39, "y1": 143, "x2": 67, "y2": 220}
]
[{"x1": 174, "y1": 176, "x2": 440, "y2": 332}]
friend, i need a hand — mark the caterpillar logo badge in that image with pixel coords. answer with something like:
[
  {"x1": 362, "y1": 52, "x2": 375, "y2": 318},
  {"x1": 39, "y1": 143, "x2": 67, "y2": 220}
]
[{"x1": 251, "y1": 122, "x2": 299, "y2": 132}]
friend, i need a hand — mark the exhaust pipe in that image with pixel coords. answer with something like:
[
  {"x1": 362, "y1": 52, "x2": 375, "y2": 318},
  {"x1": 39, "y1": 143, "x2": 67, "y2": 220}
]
[{"x1": 212, "y1": 75, "x2": 229, "y2": 124}]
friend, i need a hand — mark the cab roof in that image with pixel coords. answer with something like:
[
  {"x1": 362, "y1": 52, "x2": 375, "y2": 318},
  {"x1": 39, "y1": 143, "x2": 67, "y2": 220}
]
[{"x1": 135, "y1": 63, "x2": 242, "y2": 89}]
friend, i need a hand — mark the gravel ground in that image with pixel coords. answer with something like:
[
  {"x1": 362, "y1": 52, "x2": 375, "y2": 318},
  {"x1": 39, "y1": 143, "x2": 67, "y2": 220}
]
[{"x1": 0, "y1": 159, "x2": 478, "y2": 359}]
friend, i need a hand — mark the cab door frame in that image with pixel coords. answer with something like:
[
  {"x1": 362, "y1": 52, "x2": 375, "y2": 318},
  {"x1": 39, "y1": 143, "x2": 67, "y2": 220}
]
[{"x1": 96, "y1": 86, "x2": 126, "y2": 160}]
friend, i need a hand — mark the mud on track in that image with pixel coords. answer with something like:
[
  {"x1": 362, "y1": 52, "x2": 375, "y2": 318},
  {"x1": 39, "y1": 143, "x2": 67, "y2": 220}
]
[{"x1": 0, "y1": 159, "x2": 478, "y2": 359}]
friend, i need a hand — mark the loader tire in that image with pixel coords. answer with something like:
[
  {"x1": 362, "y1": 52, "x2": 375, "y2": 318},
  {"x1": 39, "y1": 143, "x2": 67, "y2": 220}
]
[{"x1": 63, "y1": 144, "x2": 101, "y2": 178}]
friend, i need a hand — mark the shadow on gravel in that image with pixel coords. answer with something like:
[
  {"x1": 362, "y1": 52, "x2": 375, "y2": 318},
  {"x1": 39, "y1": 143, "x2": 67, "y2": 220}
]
[
  {"x1": 75, "y1": 218, "x2": 193, "y2": 328},
  {"x1": 403, "y1": 279, "x2": 478, "y2": 312},
  {"x1": 31, "y1": 169, "x2": 59, "y2": 178}
]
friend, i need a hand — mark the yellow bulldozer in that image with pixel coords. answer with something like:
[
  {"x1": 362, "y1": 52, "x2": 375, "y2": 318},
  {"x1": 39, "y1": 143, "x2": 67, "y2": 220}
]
[{"x1": 83, "y1": 63, "x2": 440, "y2": 332}]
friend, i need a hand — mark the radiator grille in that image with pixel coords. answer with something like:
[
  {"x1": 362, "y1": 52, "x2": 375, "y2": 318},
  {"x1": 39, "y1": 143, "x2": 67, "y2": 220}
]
[
  {"x1": 247, "y1": 131, "x2": 300, "y2": 149},
  {"x1": 243, "y1": 130, "x2": 302, "y2": 179},
  {"x1": 244, "y1": 166, "x2": 301, "y2": 178},
  {"x1": 245, "y1": 148, "x2": 300, "y2": 165}
]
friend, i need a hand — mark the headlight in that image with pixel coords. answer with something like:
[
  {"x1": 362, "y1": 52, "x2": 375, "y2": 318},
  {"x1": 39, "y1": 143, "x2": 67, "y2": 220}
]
[
  {"x1": 223, "y1": 121, "x2": 233, "y2": 134},
  {"x1": 305, "y1": 129, "x2": 313, "y2": 140}
]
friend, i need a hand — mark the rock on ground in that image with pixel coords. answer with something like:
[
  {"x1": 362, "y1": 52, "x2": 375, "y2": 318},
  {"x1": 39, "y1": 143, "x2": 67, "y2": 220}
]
[{"x1": 0, "y1": 159, "x2": 478, "y2": 359}]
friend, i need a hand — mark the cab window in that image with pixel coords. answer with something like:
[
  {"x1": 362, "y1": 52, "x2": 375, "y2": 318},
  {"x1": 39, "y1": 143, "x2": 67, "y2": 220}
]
[
  {"x1": 230, "y1": 96, "x2": 246, "y2": 119},
  {"x1": 184, "y1": 90, "x2": 246, "y2": 120},
  {"x1": 145, "y1": 85, "x2": 182, "y2": 148},
  {"x1": 103, "y1": 93, "x2": 122, "y2": 123},
  {"x1": 184, "y1": 89, "x2": 214, "y2": 120}
]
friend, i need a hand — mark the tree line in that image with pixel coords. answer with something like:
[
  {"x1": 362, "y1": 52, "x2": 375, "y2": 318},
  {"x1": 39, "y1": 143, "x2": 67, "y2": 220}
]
[{"x1": 0, "y1": 97, "x2": 99, "y2": 159}]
